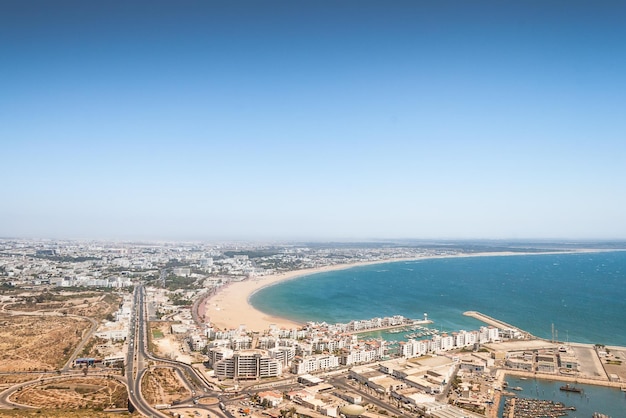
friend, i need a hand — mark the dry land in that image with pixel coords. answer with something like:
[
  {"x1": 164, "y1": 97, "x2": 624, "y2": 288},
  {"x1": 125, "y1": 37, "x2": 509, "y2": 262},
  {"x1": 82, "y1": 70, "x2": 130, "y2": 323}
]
[
  {"x1": 142, "y1": 367, "x2": 190, "y2": 406},
  {"x1": 9, "y1": 377, "x2": 128, "y2": 410},
  {"x1": 0, "y1": 374, "x2": 48, "y2": 388},
  {"x1": 0, "y1": 410, "x2": 135, "y2": 418},
  {"x1": 149, "y1": 321, "x2": 203, "y2": 364},
  {"x1": 603, "y1": 345, "x2": 626, "y2": 382},
  {"x1": 5, "y1": 292, "x2": 121, "y2": 320},
  {"x1": 0, "y1": 314, "x2": 91, "y2": 371}
]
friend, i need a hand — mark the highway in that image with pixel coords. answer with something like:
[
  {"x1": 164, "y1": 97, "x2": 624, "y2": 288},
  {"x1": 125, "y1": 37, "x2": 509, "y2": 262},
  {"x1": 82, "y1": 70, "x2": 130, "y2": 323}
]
[
  {"x1": 0, "y1": 284, "x2": 220, "y2": 416},
  {"x1": 127, "y1": 284, "x2": 218, "y2": 417},
  {"x1": 126, "y1": 285, "x2": 169, "y2": 417}
]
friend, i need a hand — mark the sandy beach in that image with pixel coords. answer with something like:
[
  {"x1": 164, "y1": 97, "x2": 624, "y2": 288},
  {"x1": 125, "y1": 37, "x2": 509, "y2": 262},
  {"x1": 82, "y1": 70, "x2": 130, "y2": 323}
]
[
  {"x1": 200, "y1": 250, "x2": 598, "y2": 332},
  {"x1": 201, "y1": 261, "x2": 385, "y2": 331}
]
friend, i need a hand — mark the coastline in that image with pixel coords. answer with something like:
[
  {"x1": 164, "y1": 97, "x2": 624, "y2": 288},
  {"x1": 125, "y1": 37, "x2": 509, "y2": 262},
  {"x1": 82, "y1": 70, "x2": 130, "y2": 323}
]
[{"x1": 200, "y1": 249, "x2": 606, "y2": 331}]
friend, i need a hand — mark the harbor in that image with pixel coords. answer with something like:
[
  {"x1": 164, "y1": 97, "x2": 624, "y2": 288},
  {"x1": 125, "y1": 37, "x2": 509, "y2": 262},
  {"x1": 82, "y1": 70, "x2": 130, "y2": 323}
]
[
  {"x1": 503, "y1": 397, "x2": 575, "y2": 418},
  {"x1": 499, "y1": 376, "x2": 625, "y2": 418},
  {"x1": 463, "y1": 310, "x2": 533, "y2": 338}
]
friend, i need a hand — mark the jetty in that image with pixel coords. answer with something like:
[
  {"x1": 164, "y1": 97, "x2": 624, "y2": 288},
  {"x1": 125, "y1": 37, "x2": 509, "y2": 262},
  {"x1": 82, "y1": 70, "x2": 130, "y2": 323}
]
[{"x1": 463, "y1": 311, "x2": 532, "y2": 337}]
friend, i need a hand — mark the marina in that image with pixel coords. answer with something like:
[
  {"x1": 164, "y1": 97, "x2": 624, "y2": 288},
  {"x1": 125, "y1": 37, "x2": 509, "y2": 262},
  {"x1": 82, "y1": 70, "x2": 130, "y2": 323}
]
[
  {"x1": 503, "y1": 398, "x2": 575, "y2": 418},
  {"x1": 499, "y1": 377, "x2": 626, "y2": 418}
]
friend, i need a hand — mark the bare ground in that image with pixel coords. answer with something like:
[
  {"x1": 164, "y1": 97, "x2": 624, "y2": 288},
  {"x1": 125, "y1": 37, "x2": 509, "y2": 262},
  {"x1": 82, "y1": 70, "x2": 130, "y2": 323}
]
[
  {"x1": 0, "y1": 314, "x2": 91, "y2": 371},
  {"x1": 0, "y1": 411, "x2": 136, "y2": 418},
  {"x1": 141, "y1": 367, "x2": 190, "y2": 406},
  {"x1": 9, "y1": 377, "x2": 128, "y2": 410},
  {"x1": 6, "y1": 292, "x2": 121, "y2": 320}
]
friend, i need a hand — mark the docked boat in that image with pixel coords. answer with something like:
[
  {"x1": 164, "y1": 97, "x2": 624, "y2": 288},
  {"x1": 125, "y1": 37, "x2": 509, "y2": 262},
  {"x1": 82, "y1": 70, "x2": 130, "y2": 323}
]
[{"x1": 559, "y1": 383, "x2": 582, "y2": 393}]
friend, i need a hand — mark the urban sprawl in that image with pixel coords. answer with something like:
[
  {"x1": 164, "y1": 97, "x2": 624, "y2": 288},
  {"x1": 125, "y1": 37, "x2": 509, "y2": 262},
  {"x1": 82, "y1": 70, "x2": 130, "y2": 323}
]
[{"x1": 0, "y1": 239, "x2": 623, "y2": 418}]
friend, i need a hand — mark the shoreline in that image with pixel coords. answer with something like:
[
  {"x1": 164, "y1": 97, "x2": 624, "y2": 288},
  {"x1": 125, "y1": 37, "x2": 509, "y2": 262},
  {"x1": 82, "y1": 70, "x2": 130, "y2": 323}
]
[{"x1": 201, "y1": 249, "x2": 609, "y2": 331}]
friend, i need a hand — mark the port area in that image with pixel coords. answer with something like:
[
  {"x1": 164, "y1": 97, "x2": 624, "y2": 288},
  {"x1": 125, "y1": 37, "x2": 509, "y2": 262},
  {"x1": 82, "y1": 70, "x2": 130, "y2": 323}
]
[
  {"x1": 503, "y1": 397, "x2": 576, "y2": 418},
  {"x1": 348, "y1": 318, "x2": 433, "y2": 335},
  {"x1": 462, "y1": 311, "x2": 626, "y2": 418},
  {"x1": 463, "y1": 311, "x2": 533, "y2": 338}
]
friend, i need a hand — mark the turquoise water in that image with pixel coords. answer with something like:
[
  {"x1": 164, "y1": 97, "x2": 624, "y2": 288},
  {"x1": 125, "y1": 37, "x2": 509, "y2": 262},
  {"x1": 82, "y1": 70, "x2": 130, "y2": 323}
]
[
  {"x1": 250, "y1": 251, "x2": 626, "y2": 416},
  {"x1": 250, "y1": 251, "x2": 626, "y2": 346}
]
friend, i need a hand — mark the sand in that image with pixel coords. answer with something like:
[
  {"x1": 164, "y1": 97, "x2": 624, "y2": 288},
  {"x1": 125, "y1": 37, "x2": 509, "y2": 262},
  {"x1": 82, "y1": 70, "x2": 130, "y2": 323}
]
[
  {"x1": 200, "y1": 250, "x2": 605, "y2": 332},
  {"x1": 202, "y1": 262, "x2": 380, "y2": 331}
]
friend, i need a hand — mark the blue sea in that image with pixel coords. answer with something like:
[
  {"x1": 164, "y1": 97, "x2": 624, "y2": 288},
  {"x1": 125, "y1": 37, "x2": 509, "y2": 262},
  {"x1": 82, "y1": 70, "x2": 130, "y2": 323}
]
[
  {"x1": 250, "y1": 251, "x2": 626, "y2": 346},
  {"x1": 250, "y1": 251, "x2": 626, "y2": 416}
]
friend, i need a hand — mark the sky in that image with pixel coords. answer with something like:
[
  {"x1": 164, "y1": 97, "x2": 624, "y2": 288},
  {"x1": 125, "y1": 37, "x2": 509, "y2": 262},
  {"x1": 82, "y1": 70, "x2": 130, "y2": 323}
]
[{"x1": 2, "y1": 1, "x2": 626, "y2": 241}]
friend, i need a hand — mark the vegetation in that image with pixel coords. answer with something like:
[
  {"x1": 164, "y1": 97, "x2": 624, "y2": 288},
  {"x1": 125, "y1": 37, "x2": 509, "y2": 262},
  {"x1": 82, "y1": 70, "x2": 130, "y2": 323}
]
[
  {"x1": 224, "y1": 249, "x2": 282, "y2": 259},
  {"x1": 165, "y1": 259, "x2": 188, "y2": 268},
  {"x1": 164, "y1": 275, "x2": 196, "y2": 291},
  {"x1": 169, "y1": 292, "x2": 192, "y2": 306}
]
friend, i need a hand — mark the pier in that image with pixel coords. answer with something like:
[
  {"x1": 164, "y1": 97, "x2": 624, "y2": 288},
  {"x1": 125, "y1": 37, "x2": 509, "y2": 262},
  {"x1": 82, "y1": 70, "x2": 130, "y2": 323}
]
[{"x1": 463, "y1": 311, "x2": 532, "y2": 337}]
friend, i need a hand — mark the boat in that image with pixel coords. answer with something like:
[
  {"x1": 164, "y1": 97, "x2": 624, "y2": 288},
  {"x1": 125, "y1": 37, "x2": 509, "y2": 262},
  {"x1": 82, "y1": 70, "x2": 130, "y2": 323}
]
[
  {"x1": 559, "y1": 384, "x2": 582, "y2": 393},
  {"x1": 511, "y1": 386, "x2": 523, "y2": 391}
]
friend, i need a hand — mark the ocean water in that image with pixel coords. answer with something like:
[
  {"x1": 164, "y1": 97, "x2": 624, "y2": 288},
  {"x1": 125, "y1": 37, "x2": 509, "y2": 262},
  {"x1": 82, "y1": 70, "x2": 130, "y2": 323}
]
[
  {"x1": 499, "y1": 377, "x2": 626, "y2": 417},
  {"x1": 250, "y1": 251, "x2": 626, "y2": 346}
]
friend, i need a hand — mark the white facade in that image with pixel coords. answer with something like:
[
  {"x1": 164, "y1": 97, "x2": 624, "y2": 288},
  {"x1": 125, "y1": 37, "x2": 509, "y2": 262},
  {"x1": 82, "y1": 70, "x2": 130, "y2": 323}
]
[
  {"x1": 213, "y1": 349, "x2": 282, "y2": 380},
  {"x1": 291, "y1": 354, "x2": 340, "y2": 374}
]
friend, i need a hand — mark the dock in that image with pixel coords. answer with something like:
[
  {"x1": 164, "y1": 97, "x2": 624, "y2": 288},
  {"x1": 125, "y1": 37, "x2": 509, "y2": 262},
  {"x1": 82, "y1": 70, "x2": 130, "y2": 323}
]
[
  {"x1": 463, "y1": 311, "x2": 532, "y2": 337},
  {"x1": 503, "y1": 397, "x2": 575, "y2": 418},
  {"x1": 349, "y1": 319, "x2": 433, "y2": 335}
]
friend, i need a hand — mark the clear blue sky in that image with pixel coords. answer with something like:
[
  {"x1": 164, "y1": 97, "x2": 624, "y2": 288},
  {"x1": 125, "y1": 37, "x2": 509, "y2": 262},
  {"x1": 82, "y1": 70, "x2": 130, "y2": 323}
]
[{"x1": 2, "y1": 1, "x2": 626, "y2": 241}]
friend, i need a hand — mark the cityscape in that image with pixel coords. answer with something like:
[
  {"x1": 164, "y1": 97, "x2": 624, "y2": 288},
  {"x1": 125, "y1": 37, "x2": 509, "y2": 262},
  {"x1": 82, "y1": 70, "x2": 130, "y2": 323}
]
[
  {"x1": 1, "y1": 239, "x2": 625, "y2": 418},
  {"x1": 3, "y1": 1, "x2": 626, "y2": 417}
]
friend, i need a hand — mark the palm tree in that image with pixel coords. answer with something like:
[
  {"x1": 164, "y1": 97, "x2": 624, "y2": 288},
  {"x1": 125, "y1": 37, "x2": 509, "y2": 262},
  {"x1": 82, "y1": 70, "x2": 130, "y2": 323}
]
[{"x1": 288, "y1": 406, "x2": 297, "y2": 418}]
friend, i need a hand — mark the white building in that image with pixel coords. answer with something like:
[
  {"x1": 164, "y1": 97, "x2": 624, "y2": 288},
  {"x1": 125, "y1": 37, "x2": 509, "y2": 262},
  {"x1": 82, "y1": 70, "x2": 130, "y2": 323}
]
[
  {"x1": 213, "y1": 349, "x2": 282, "y2": 380},
  {"x1": 291, "y1": 354, "x2": 340, "y2": 374}
]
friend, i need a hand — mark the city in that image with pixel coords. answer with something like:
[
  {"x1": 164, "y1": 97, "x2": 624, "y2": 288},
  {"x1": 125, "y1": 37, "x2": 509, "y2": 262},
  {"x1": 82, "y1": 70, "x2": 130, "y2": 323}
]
[
  {"x1": 1, "y1": 239, "x2": 624, "y2": 418},
  {"x1": 4, "y1": 0, "x2": 626, "y2": 417}
]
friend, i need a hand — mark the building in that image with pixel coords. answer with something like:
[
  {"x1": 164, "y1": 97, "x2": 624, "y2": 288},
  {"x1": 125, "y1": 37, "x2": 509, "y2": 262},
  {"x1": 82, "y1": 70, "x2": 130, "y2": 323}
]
[{"x1": 213, "y1": 349, "x2": 282, "y2": 380}]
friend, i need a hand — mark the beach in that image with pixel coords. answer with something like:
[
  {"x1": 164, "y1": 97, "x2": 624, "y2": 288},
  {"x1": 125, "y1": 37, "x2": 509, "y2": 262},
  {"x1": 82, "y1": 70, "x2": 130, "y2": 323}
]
[
  {"x1": 201, "y1": 260, "x2": 388, "y2": 330},
  {"x1": 199, "y1": 250, "x2": 594, "y2": 331}
]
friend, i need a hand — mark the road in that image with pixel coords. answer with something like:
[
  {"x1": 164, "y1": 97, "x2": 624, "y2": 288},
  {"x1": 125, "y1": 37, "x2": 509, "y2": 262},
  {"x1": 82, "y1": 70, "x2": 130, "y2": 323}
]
[
  {"x1": 0, "y1": 372, "x2": 127, "y2": 410},
  {"x1": 62, "y1": 315, "x2": 99, "y2": 371},
  {"x1": 0, "y1": 284, "x2": 219, "y2": 416},
  {"x1": 127, "y1": 285, "x2": 169, "y2": 417},
  {"x1": 327, "y1": 375, "x2": 411, "y2": 418},
  {"x1": 0, "y1": 302, "x2": 99, "y2": 372},
  {"x1": 127, "y1": 284, "x2": 218, "y2": 417}
]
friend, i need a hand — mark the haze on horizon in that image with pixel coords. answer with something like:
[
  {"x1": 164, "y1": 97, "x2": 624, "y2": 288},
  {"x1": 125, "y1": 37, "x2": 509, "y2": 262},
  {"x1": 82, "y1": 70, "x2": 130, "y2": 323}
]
[{"x1": 2, "y1": 1, "x2": 626, "y2": 242}]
